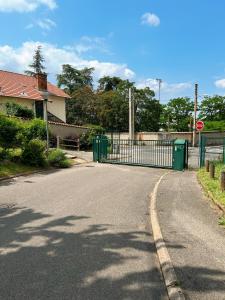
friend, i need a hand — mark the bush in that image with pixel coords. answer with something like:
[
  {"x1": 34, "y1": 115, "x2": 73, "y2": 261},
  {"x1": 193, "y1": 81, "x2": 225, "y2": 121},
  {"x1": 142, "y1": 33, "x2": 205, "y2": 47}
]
[
  {"x1": 48, "y1": 149, "x2": 72, "y2": 168},
  {"x1": 204, "y1": 121, "x2": 225, "y2": 131},
  {"x1": 21, "y1": 139, "x2": 46, "y2": 166},
  {"x1": 80, "y1": 125, "x2": 105, "y2": 150},
  {"x1": 23, "y1": 119, "x2": 47, "y2": 143},
  {"x1": 6, "y1": 102, "x2": 34, "y2": 119},
  {"x1": 0, "y1": 114, "x2": 21, "y2": 150}
]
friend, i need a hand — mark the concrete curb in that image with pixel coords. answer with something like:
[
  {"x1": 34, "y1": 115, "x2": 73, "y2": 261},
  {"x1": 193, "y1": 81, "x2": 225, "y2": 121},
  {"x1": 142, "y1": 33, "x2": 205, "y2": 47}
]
[{"x1": 149, "y1": 172, "x2": 186, "y2": 300}]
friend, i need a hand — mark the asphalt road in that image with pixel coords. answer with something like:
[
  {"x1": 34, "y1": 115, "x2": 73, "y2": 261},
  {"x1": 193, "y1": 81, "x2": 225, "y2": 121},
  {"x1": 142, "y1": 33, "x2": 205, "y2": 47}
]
[
  {"x1": 157, "y1": 171, "x2": 225, "y2": 300},
  {"x1": 0, "y1": 163, "x2": 167, "y2": 300}
]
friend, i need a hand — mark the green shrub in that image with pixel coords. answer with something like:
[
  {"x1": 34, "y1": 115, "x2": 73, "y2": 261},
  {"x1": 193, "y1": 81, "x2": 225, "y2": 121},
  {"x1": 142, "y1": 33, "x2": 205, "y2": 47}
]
[
  {"x1": 6, "y1": 102, "x2": 34, "y2": 119},
  {"x1": 204, "y1": 120, "x2": 225, "y2": 131},
  {"x1": 21, "y1": 139, "x2": 46, "y2": 166},
  {"x1": 0, "y1": 114, "x2": 21, "y2": 150},
  {"x1": 23, "y1": 119, "x2": 47, "y2": 143},
  {"x1": 48, "y1": 149, "x2": 72, "y2": 168},
  {"x1": 80, "y1": 125, "x2": 105, "y2": 150}
]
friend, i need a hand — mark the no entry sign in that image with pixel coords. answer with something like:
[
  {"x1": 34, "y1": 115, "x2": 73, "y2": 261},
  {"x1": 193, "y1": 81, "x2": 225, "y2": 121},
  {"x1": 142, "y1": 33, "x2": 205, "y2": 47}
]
[{"x1": 196, "y1": 120, "x2": 204, "y2": 131}]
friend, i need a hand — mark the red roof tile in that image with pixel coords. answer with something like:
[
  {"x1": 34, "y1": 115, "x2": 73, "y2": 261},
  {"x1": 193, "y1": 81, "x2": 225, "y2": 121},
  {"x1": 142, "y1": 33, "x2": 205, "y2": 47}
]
[{"x1": 0, "y1": 70, "x2": 70, "y2": 101}]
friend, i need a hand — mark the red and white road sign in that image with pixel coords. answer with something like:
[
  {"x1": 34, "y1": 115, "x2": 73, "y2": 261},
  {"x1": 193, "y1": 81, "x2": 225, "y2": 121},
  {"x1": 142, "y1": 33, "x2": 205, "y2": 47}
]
[{"x1": 196, "y1": 120, "x2": 204, "y2": 131}]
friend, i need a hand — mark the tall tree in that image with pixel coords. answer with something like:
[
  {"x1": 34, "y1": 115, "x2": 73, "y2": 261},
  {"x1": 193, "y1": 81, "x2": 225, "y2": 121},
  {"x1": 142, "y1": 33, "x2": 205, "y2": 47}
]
[
  {"x1": 162, "y1": 97, "x2": 194, "y2": 132},
  {"x1": 25, "y1": 46, "x2": 46, "y2": 76},
  {"x1": 200, "y1": 95, "x2": 225, "y2": 121},
  {"x1": 57, "y1": 65, "x2": 94, "y2": 95},
  {"x1": 66, "y1": 86, "x2": 97, "y2": 125},
  {"x1": 98, "y1": 76, "x2": 123, "y2": 92},
  {"x1": 134, "y1": 87, "x2": 161, "y2": 132},
  {"x1": 96, "y1": 90, "x2": 129, "y2": 131}
]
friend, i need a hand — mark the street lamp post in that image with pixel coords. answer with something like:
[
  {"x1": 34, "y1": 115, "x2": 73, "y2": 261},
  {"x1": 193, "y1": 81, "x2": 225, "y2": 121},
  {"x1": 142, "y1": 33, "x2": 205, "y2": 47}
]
[
  {"x1": 156, "y1": 78, "x2": 162, "y2": 102},
  {"x1": 40, "y1": 91, "x2": 50, "y2": 153}
]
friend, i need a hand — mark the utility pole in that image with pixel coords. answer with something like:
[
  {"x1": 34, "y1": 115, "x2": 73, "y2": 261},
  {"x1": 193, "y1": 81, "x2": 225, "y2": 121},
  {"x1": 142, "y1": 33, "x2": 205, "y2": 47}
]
[
  {"x1": 193, "y1": 83, "x2": 198, "y2": 147},
  {"x1": 156, "y1": 78, "x2": 162, "y2": 102},
  {"x1": 129, "y1": 88, "x2": 134, "y2": 141}
]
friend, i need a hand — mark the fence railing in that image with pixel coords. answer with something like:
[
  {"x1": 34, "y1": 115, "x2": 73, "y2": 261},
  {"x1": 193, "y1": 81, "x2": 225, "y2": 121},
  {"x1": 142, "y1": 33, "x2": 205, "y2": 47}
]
[{"x1": 57, "y1": 136, "x2": 80, "y2": 151}]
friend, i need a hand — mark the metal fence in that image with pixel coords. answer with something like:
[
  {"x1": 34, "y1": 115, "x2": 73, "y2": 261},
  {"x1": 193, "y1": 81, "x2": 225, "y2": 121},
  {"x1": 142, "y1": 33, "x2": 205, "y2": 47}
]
[
  {"x1": 93, "y1": 137, "x2": 174, "y2": 169},
  {"x1": 200, "y1": 136, "x2": 225, "y2": 167}
]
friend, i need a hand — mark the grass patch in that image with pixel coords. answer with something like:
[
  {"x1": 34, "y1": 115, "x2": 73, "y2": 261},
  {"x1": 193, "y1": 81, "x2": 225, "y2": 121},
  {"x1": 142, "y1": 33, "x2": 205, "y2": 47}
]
[
  {"x1": 0, "y1": 161, "x2": 39, "y2": 178},
  {"x1": 197, "y1": 162, "x2": 225, "y2": 208}
]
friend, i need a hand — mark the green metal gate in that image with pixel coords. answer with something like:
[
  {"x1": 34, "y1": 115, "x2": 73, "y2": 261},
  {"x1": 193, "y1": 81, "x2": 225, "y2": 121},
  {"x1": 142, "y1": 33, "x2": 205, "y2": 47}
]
[
  {"x1": 93, "y1": 136, "x2": 177, "y2": 169},
  {"x1": 199, "y1": 135, "x2": 225, "y2": 167}
]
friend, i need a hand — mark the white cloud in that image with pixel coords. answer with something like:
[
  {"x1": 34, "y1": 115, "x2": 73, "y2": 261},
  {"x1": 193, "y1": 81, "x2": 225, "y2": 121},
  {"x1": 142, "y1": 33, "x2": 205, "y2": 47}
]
[
  {"x1": 37, "y1": 18, "x2": 56, "y2": 31},
  {"x1": 75, "y1": 36, "x2": 112, "y2": 55},
  {"x1": 141, "y1": 13, "x2": 160, "y2": 27},
  {"x1": 136, "y1": 78, "x2": 192, "y2": 101},
  {"x1": 0, "y1": 0, "x2": 57, "y2": 13},
  {"x1": 215, "y1": 79, "x2": 225, "y2": 88},
  {"x1": 0, "y1": 41, "x2": 135, "y2": 82}
]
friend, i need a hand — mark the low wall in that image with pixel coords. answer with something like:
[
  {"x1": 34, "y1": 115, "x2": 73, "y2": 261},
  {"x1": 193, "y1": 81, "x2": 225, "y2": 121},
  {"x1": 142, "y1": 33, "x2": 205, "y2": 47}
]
[
  {"x1": 106, "y1": 131, "x2": 225, "y2": 146},
  {"x1": 49, "y1": 121, "x2": 88, "y2": 138}
]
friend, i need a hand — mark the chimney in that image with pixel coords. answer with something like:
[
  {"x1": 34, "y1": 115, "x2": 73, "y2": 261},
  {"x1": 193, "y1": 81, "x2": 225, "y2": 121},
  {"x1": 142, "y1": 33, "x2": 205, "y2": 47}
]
[{"x1": 36, "y1": 73, "x2": 47, "y2": 92}]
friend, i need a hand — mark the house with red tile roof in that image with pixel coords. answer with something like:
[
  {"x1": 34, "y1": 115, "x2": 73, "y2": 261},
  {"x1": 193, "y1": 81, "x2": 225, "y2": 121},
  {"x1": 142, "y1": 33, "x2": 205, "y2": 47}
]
[{"x1": 0, "y1": 70, "x2": 70, "y2": 123}]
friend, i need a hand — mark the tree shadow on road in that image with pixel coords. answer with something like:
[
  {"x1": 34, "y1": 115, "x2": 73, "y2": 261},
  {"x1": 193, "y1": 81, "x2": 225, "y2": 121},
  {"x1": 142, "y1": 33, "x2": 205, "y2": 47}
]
[
  {"x1": 0, "y1": 206, "x2": 225, "y2": 300},
  {"x1": 0, "y1": 205, "x2": 166, "y2": 300}
]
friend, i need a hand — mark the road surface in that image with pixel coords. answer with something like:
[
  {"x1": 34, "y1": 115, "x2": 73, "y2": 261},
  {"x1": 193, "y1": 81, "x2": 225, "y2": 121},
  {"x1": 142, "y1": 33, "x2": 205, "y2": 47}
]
[{"x1": 0, "y1": 163, "x2": 167, "y2": 300}]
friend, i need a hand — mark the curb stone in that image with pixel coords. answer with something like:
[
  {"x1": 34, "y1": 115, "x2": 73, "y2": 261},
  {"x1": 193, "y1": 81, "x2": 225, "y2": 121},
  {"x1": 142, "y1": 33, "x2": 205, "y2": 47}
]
[{"x1": 150, "y1": 172, "x2": 186, "y2": 300}]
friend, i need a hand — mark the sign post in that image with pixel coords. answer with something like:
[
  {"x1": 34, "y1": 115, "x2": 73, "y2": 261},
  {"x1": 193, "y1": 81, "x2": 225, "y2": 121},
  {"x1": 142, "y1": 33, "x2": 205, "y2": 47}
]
[{"x1": 196, "y1": 120, "x2": 204, "y2": 167}]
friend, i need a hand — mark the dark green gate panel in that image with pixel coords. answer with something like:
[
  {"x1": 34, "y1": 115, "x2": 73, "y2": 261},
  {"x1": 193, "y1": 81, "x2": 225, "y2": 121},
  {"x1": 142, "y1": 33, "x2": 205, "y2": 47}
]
[{"x1": 93, "y1": 136, "x2": 176, "y2": 169}]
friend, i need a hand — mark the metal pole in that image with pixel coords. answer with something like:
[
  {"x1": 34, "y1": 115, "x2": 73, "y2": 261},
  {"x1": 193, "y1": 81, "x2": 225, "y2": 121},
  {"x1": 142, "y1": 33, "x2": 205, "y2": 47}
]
[
  {"x1": 198, "y1": 130, "x2": 201, "y2": 167},
  {"x1": 129, "y1": 88, "x2": 134, "y2": 141},
  {"x1": 193, "y1": 83, "x2": 198, "y2": 147},
  {"x1": 156, "y1": 78, "x2": 162, "y2": 102},
  {"x1": 44, "y1": 99, "x2": 49, "y2": 154}
]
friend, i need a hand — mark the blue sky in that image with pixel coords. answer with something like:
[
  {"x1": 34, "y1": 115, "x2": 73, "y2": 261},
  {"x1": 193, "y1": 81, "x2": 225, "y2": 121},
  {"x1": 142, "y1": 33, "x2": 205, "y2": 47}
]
[{"x1": 0, "y1": 0, "x2": 225, "y2": 101}]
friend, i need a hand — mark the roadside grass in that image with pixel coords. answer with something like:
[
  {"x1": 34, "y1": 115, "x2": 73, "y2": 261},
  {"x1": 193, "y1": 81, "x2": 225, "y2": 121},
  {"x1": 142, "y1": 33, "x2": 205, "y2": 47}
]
[
  {"x1": 197, "y1": 162, "x2": 225, "y2": 210},
  {"x1": 0, "y1": 161, "x2": 39, "y2": 178}
]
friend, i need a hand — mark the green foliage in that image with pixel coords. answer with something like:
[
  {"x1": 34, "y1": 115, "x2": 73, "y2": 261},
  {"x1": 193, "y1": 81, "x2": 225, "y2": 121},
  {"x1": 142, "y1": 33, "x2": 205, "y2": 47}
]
[
  {"x1": 23, "y1": 119, "x2": 47, "y2": 143},
  {"x1": 135, "y1": 87, "x2": 161, "y2": 132},
  {"x1": 25, "y1": 45, "x2": 46, "y2": 76},
  {"x1": 80, "y1": 125, "x2": 105, "y2": 149},
  {"x1": 21, "y1": 139, "x2": 46, "y2": 166},
  {"x1": 96, "y1": 90, "x2": 129, "y2": 131},
  {"x1": 218, "y1": 216, "x2": 225, "y2": 226},
  {"x1": 198, "y1": 162, "x2": 225, "y2": 208},
  {"x1": 200, "y1": 95, "x2": 225, "y2": 121},
  {"x1": 0, "y1": 115, "x2": 21, "y2": 150},
  {"x1": 5, "y1": 102, "x2": 34, "y2": 119},
  {"x1": 162, "y1": 97, "x2": 194, "y2": 132},
  {"x1": 48, "y1": 149, "x2": 72, "y2": 168},
  {"x1": 98, "y1": 76, "x2": 123, "y2": 92},
  {"x1": 66, "y1": 86, "x2": 97, "y2": 125},
  {"x1": 57, "y1": 65, "x2": 94, "y2": 95},
  {"x1": 204, "y1": 120, "x2": 225, "y2": 131}
]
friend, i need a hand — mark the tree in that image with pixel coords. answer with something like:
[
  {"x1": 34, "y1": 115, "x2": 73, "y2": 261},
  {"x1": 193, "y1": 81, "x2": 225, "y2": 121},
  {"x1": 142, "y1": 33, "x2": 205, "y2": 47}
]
[
  {"x1": 57, "y1": 65, "x2": 94, "y2": 95},
  {"x1": 162, "y1": 97, "x2": 194, "y2": 132},
  {"x1": 98, "y1": 76, "x2": 123, "y2": 92},
  {"x1": 96, "y1": 91, "x2": 129, "y2": 131},
  {"x1": 66, "y1": 86, "x2": 98, "y2": 125},
  {"x1": 25, "y1": 46, "x2": 46, "y2": 76},
  {"x1": 134, "y1": 87, "x2": 161, "y2": 132},
  {"x1": 200, "y1": 95, "x2": 225, "y2": 121}
]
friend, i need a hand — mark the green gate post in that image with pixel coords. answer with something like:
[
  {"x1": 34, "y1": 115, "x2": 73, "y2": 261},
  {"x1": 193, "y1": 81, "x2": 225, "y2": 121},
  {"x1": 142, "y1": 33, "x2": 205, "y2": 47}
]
[
  {"x1": 173, "y1": 139, "x2": 186, "y2": 171},
  {"x1": 93, "y1": 136, "x2": 100, "y2": 162},
  {"x1": 199, "y1": 135, "x2": 206, "y2": 167}
]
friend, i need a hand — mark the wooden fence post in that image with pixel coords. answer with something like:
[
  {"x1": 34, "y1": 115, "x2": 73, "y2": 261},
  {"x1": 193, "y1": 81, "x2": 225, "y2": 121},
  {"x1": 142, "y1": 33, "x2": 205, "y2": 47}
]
[
  {"x1": 57, "y1": 136, "x2": 60, "y2": 148},
  {"x1": 221, "y1": 171, "x2": 225, "y2": 192},
  {"x1": 205, "y1": 160, "x2": 209, "y2": 172},
  {"x1": 209, "y1": 162, "x2": 215, "y2": 179}
]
